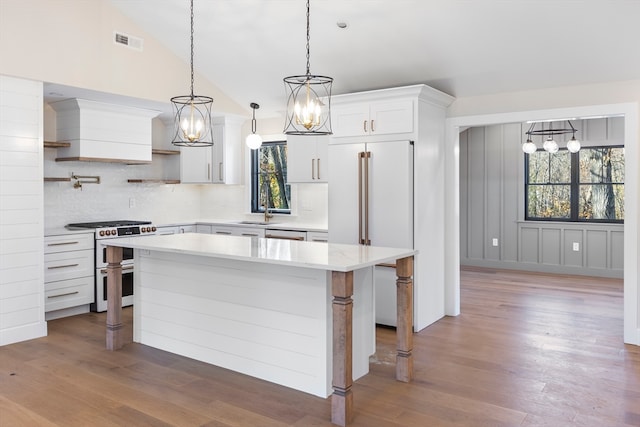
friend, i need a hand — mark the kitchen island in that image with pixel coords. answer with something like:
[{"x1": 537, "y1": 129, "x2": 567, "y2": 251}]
[{"x1": 104, "y1": 233, "x2": 415, "y2": 426}]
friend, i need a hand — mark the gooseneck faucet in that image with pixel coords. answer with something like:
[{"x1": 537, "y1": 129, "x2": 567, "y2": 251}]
[{"x1": 263, "y1": 180, "x2": 274, "y2": 223}]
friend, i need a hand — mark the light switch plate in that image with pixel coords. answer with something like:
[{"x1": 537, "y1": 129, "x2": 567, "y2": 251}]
[
  {"x1": 572, "y1": 242, "x2": 580, "y2": 251},
  {"x1": 492, "y1": 238, "x2": 499, "y2": 247}
]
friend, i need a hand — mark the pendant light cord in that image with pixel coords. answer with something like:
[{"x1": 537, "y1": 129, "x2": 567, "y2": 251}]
[
  {"x1": 189, "y1": 0, "x2": 195, "y2": 98},
  {"x1": 305, "y1": 0, "x2": 311, "y2": 77}
]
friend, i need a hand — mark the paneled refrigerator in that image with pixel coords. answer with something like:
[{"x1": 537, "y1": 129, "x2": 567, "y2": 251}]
[{"x1": 328, "y1": 140, "x2": 413, "y2": 326}]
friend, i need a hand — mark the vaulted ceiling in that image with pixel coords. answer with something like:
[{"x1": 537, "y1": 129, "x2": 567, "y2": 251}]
[{"x1": 108, "y1": 0, "x2": 640, "y2": 118}]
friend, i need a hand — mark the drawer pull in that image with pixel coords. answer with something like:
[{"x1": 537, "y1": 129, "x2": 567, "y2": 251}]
[
  {"x1": 265, "y1": 234, "x2": 305, "y2": 241},
  {"x1": 47, "y1": 241, "x2": 79, "y2": 246},
  {"x1": 215, "y1": 231, "x2": 232, "y2": 235},
  {"x1": 48, "y1": 291, "x2": 79, "y2": 299},
  {"x1": 241, "y1": 233, "x2": 259, "y2": 237},
  {"x1": 100, "y1": 265, "x2": 134, "y2": 274},
  {"x1": 48, "y1": 263, "x2": 79, "y2": 270}
]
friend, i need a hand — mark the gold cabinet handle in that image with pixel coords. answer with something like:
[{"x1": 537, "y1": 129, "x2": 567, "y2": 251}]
[
  {"x1": 47, "y1": 241, "x2": 79, "y2": 246},
  {"x1": 371, "y1": 119, "x2": 375, "y2": 132},
  {"x1": 48, "y1": 291, "x2": 79, "y2": 299},
  {"x1": 317, "y1": 158, "x2": 320, "y2": 180},
  {"x1": 312, "y1": 158, "x2": 315, "y2": 180},
  {"x1": 219, "y1": 162, "x2": 223, "y2": 181},
  {"x1": 363, "y1": 120, "x2": 367, "y2": 133},
  {"x1": 48, "y1": 263, "x2": 79, "y2": 270}
]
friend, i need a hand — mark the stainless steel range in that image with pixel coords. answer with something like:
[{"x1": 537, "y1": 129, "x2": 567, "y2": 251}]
[{"x1": 66, "y1": 220, "x2": 157, "y2": 312}]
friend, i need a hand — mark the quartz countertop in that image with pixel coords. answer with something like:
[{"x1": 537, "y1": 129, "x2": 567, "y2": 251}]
[{"x1": 106, "y1": 233, "x2": 414, "y2": 272}]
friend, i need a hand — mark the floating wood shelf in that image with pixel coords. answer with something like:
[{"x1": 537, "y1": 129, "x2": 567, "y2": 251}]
[
  {"x1": 152, "y1": 149, "x2": 180, "y2": 155},
  {"x1": 44, "y1": 177, "x2": 72, "y2": 182},
  {"x1": 44, "y1": 141, "x2": 71, "y2": 148},
  {"x1": 127, "y1": 179, "x2": 180, "y2": 184},
  {"x1": 55, "y1": 157, "x2": 151, "y2": 165}
]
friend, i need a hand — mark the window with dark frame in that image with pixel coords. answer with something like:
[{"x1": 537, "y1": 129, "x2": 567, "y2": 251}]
[
  {"x1": 250, "y1": 141, "x2": 291, "y2": 214},
  {"x1": 525, "y1": 146, "x2": 624, "y2": 223}
]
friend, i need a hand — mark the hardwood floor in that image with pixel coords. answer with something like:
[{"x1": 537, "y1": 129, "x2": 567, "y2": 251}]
[{"x1": 1, "y1": 267, "x2": 638, "y2": 426}]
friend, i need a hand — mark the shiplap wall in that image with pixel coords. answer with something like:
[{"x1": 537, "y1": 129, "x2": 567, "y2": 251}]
[
  {"x1": 0, "y1": 75, "x2": 47, "y2": 345},
  {"x1": 460, "y1": 118, "x2": 624, "y2": 278}
]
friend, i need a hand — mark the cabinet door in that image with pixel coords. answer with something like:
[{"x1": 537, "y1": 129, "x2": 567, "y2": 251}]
[
  {"x1": 331, "y1": 104, "x2": 369, "y2": 137},
  {"x1": 287, "y1": 135, "x2": 328, "y2": 183},
  {"x1": 328, "y1": 143, "x2": 364, "y2": 244},
  {"x1": 210, "y1": 124, "x2": 225, "y2": 183},
  {"x1": 369, "y1": 100, "x2": 413, "y2": 136},
  {"x1": 180, "y1": 145, "x2": 212, "y2": 183}
]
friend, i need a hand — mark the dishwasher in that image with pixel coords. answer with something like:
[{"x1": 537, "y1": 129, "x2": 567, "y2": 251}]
[{"x1": 265, "y1": 229, "x2": 307, "y2": 241}]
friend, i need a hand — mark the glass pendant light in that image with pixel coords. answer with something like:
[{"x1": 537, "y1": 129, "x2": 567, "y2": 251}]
[
  {"x1": 566, "y1": 135, "x2": 581, "y2": 153},
  {"x1": 543, "y1": 137, "x2": 559, "y2": 153},
  {"x1": 522, "y1": 137, "x2": 537, "y2": 154},
  {"x1": 246, "y1": 103, "x2": 263, "y2": 150},
  {"x1": 170, "y1": 0, "x2": 213, "y2": 147},
  {"x1": 283, "y1": 0, "x2": 333, "y2": 135}
]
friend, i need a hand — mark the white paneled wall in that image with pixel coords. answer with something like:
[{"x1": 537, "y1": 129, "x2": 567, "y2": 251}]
[{"x1": 0, "y1": 75, "x2": 47, "y2": 345}]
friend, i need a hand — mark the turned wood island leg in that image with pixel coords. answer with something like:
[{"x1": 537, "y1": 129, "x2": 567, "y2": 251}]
[
  {"x1": 396, "y1": 256, "x2": 414, "y2": 382},
  {"x1": 331, "y1": 271, "x2": 354, "y2": 427},
  {"x1": 106, "y1": 246, "x2": 124, "y2": 351}
]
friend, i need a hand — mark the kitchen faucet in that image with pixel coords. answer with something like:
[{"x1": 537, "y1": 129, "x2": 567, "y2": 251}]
[{"x1": 263, "y1": 180, "x2": 274, "y2": 223}]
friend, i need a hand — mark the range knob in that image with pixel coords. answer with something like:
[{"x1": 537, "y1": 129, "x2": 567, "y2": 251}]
[
  {"x1": 151, "y1": 226, "x2": 156, "y2": 232},
  {"x1": 99, "y1": 230, "x2": 106, "y2": 237}
]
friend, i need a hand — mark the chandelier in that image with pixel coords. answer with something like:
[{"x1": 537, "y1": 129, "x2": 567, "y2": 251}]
[
  {"x1": 283, "y1": 0, "x2": 333, "y2": 135},
  {"x1": 522, "y1": 120, "x2": 581, "y2": 154},
  {"x1": 171, "y1": 0, "x2": 213, "y2": 147}
]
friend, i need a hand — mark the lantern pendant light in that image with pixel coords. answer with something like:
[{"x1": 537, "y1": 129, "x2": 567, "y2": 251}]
[
  {"x1": 171, "y1": 0, "x2": 214, "y2": 147},
  {"x1": 246, "y1": 103, "x2": 263, "y2": 150},
  {"x1": 283, "y1": 0, "x2": 333, "y2": 135}
]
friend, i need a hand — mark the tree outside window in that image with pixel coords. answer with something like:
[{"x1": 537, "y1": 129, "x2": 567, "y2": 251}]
[
  {"x1": 525, "y1": 146, "x2": 624, "y2": 222},
  {"x1": 251, "y1": 141, "x2": 291, "y2": 214}
]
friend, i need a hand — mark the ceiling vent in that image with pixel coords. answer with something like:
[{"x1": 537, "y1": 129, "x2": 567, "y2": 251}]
[{"x1": 114, "y1": 31, "x2": 143, "y2": 51}]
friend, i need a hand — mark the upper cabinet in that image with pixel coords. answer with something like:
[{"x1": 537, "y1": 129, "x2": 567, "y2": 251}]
[
  {"x1": 330, "y1": 85, "x2": 454, "y2": 145},
  {"x1": 286, "y1": 135, "x2": 329, "y2": 183},
  {"x1": 332, "y1": 99, "x2": 414, "y2": 138},
  {"x1": 180, "y1": 116, "x2": 244, "y2": 184}
]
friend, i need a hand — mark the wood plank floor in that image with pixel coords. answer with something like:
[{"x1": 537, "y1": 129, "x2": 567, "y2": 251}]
[{"x1": 1, "y1": 267, "x2": 639, "y2": 426}]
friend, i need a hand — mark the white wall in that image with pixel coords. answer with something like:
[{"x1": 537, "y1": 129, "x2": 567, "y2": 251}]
[
  {"x1": 445, "y1": 79, "x2": 640, "y2": 345},
  {"x1": 0, "y1": 76, "x2": 47, "y2": 345},
  {"x1": 0, "y1": 0, "x2": 245, "y2": 116}
]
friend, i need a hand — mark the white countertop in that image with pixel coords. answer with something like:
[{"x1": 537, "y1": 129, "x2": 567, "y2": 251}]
[{"x1": 106, "y1": 233, "x2": 415, "y2": 272}]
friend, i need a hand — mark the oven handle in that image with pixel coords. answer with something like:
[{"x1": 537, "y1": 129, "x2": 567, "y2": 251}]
[{"x1": 100, "y1": 265, "x2": 134, "y2": 274}]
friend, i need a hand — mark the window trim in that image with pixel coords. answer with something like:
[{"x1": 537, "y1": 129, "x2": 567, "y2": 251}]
[{"x1": 524, "y1": 145, "x2": 624, "y2": 224}]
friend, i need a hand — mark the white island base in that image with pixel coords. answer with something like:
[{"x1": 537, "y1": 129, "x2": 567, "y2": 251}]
[{"x1": 105, "y1": 234, "x2": 415, "y2": 426}]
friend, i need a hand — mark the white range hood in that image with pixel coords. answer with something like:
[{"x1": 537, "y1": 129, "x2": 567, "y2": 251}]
[{"x1": 50, "y1": 98, "x2": 161, "y2": 163}]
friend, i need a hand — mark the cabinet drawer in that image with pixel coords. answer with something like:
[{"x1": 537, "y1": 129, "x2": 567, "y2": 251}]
[
  {"x1": 307, "y1": 231, "x2": 328, "y2": 242},
  {"x1": 45, "y1": 276, "x2": 94, "y2": 312},
  {"x1": 265, "y1": 229, "x2": 307, "y2": 241},
  {"x1": 45, "y1": 233, "x2": 93, "y2": 254},
  {"x1": 233, "y1": 227, "x2": 265, "y2": 238},
  {"x1": 44, "y1": 249, "x2": 94, "y2": 282}
]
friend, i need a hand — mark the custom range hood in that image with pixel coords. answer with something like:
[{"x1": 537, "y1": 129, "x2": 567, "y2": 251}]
[{"x1": 50, "y1": 98, "x2": 161, "y2": 164}]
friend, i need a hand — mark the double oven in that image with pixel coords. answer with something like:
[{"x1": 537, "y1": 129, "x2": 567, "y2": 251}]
[{"x1": 66, "y1": 220, "x2": 157, "y2": 312}]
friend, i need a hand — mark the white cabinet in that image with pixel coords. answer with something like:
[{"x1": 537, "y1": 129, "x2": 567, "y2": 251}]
[
  {"x1": 210, "y1": 225, "x2": 265, "y2": 237},
  {"x1": 329, "y1": 84, "x2": 455, "y2": 331},
  {"x1": 331, "y1": 99, "x2": 413, "y2": 138},
  {"x1": 44, "y1": 233, "x2": 94, "y2": 318},
  {"x1": 156, "y1": 224, "x2": 195, "y2": 235},
  {"x1": 307, "y1": 231, "x2": 328, "y2": 242},
  {"x1": 287, "y1": 135, "x2": 329, "y2": 183},
  {"x1": 180, "y1": 116, "x2": 244, "y2": 184}
]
